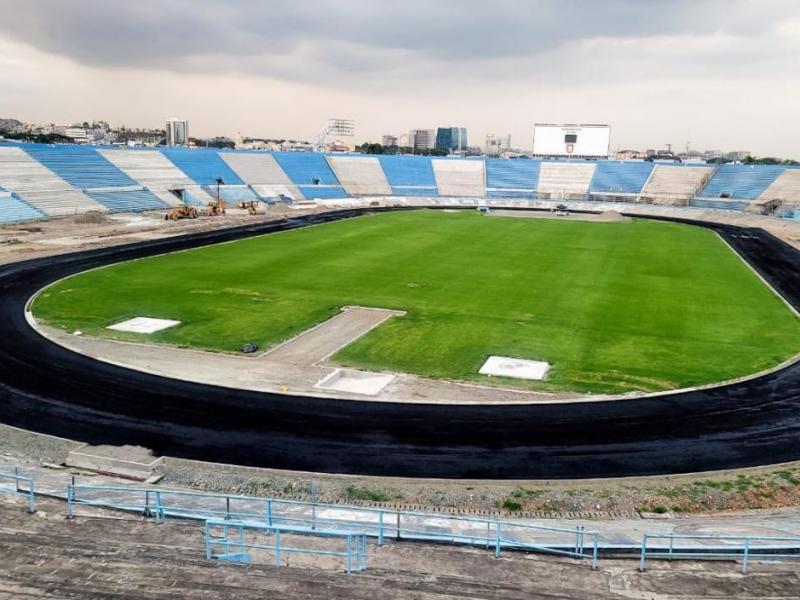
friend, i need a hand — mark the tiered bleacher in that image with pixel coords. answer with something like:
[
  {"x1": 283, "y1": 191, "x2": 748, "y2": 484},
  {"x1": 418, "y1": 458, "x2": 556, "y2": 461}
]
[
  {"x1": 327, "y1": 155, "x2": 392, "y2": 196},
  {"x1": 162, "y1": 148, "x2": 257, "y2": 203},
  {"x1": 0, "y1": 185, "x2": 45, "y2": 223},
  {"x1": 537, "y1": 162, "x2": 596, "y2": 198},
  {"x1": 431, "y1": 158, "x2": 485, "y2": 197},
  {"x1": 220, "y1": 152, "x2": 303, "y2": 201},
  {"x1": 485, "y1": 159, "x2": 540, "y2": 199},
  {"x1": 24, "y1": 145, "x2": 167, "y2": 212},
  {"x1": 0, "y1": 147, "x2": 104, "y2": 216},
  {"x1": 97, "y1": 149, "x2": 212, "y2": 207},
  {"x1": 588, "y1": 161, "x2": 654, "y2": 197},
  {"x1": 377, "y1": 155, "x2": 438, "y2": 196},
  {"x1": 754, "y1": 167, "x2": 800, "y2": 207},
  {"x1": 639, "y1": 165, "x2": 713, "y2": 205},
  {"x1": 272, "y1": 153, "x2": 347, "y2": 199},
  {"x1": 0, "y1": 142, "x2": 799, "y2": 225},
  {"x1": 698, "y1": 164, "x2": 785, "y2": 200}
]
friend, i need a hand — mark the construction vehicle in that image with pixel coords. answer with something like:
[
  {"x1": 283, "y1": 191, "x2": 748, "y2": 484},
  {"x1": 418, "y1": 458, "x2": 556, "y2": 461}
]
[
  {"x1": 205, "y1": 198, "x2": 226, "y2": 217},
  {"x1": 165, "y1": 205, "x2": 199, "y2": 220},
  {"x1": 237, "y1": 200, "x2": 259, "y2": 215}
]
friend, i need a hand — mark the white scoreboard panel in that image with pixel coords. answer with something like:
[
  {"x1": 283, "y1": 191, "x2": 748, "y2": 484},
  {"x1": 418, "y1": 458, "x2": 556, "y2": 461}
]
[{"x1": 533, "y1": 124, "x2": 610, "y2": 158}]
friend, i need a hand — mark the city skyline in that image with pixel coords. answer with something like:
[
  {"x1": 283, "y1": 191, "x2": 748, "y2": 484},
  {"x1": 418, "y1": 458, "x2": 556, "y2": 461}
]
[{"x1": 0, "y1": 1, "x2": 798, "y2": 157}]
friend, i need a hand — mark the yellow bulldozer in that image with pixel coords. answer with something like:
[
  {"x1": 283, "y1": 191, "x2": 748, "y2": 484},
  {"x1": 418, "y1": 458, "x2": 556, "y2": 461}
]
[
  {"x1": 238, "y1": 200, "x2": 259, "y2": 215},
  {"x1": 165, "y1": 205, "x2": 199, "y2": 220},
  {"x1": 205, "y1": 198, "x2": 226, "y2": 217}
]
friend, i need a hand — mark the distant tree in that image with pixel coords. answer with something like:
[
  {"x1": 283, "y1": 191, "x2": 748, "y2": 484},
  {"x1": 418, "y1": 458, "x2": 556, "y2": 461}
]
[{"x1": 358, "y1": 143, "x2": 384, "y2": 155}]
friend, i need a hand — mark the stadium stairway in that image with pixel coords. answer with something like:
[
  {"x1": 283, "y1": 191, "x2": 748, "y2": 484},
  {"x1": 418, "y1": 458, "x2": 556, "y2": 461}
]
[
  {"x1": 698, "y1": 164, "x2": 786, "y2": 200},
  {"x1": 0, "y1": 147, "x2": 106, "y2": 217},
  {"x1": 220, "y1": 152, "x2": 304, "y2": 201},
  {"x1": 377, "y1": 155, "x2": 439, "y2": 197},
  {"x1": 485, "y1": 158, "x2": 540, "y2": 199}
]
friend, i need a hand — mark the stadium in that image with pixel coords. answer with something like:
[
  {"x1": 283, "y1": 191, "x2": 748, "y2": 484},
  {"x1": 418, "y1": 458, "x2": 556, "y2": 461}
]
[
  {"x1": 5, "y1": 142, "x2": 800, "y2": 596},
  {"x1": 1, "y1": 142, "x2": 800, "y2": 480}
]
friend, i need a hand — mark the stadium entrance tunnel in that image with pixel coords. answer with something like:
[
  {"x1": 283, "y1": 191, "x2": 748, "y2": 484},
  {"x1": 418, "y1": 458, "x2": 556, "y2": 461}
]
[{"x1": 3, "y1": 206, "x2": 800, "y2": 479}]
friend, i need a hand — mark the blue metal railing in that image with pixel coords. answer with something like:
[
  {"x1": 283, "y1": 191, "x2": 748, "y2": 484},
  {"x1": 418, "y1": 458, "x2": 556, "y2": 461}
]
[
  {"x1": 66, "y1": 483, "x2": 598, "y2": 567},
  {"x1": 639, "y1": 533, "x2": 800, "y2": 574},
  {"x1": 0, "y1": 469, "x2": 36, "y2": 513},
  {"x1": 205, "y1": 518, "x2": 368, "y2": 572}
]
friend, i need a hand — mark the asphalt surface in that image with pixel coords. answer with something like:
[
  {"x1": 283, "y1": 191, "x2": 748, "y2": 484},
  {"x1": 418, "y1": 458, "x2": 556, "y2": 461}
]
[{"x1": 2, "y1": 207, "x2": 800, "y2": 479}]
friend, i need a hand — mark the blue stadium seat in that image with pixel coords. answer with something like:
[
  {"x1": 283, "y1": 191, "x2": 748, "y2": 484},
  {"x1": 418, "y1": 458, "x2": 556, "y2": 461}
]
[
  {"x1": 486, "y1": 159, "x2": 540, "y2": 199},
  {"x1": 161, "y1": 148, "x2": 244, "y2": 186},
  {"x1": 0, "y1": 188, "x2": 45, "y2": 223},
  {"x1": 589, "y1": 161, "x2": 654, "y2": 194},
  {"x1": 698, "y1": 164, "x2": 785, "y2": 200},
  {"x1": 377, "y1": 155, "x2": 438, "y2": 196},
  {"x1": 23, "y1": 145, "x2": 139, "y2": 189},
  {"x1": 86, "y1": 189, "x2": 168, "y2": 212},
  {"x1": 273, "y1": 153, "x2": 347, "y2": 199},
  {"x1": 210, "y1": 186, "x2": 259, "y2": 202},
  {"x1": 297, "y1": 185, "x2": 349, "y2": 199}
]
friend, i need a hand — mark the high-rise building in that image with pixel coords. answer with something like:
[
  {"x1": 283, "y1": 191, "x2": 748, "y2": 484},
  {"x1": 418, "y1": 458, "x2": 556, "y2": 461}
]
[
  {"x1": 166, "y1": 118, "x2": 189, "y2": 146},
  {"x1": 485, "y1": 133, "x2": 512, "y2": 156},
  {"x1": 435, "y1": 127, "x2": 468, "y2": 153},
  {"x1": 409, "y1": 129, "x2": 435, "y2": 151},
  {"x1": 382, "y1": 134, "x2": 398, "y2": 147}
]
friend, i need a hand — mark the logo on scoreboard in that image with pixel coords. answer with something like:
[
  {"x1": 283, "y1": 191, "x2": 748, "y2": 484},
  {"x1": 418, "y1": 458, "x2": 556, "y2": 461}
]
[{"x1": 565, "y1": 144, "x2": 575, "y2": 154}]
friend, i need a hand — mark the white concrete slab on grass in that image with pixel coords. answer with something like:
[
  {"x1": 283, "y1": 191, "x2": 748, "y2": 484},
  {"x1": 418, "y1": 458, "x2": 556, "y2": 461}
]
[
  {"x1": 479, "y1": 356, "x2": 550, "y2": 380},
  {"x1": 107, "y1": 317, "x2": 181, "y2": 334},
  {"x1": 315, "y1": 369, "x2": 395, "y2": 396}
]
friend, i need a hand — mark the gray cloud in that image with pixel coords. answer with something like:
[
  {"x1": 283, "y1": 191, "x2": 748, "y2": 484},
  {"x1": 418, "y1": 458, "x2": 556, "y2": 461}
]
[{"x1": 0, "y1": 0, "x2": 796, "y2": 86}]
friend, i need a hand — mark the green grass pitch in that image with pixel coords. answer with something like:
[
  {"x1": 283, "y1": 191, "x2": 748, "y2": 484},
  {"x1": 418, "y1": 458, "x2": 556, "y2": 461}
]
[{"x1": 32, "y1": 210, "x2": 800, "y2": 394}]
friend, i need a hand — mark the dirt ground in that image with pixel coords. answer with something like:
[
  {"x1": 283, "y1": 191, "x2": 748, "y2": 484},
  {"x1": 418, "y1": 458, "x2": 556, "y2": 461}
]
[
  {"x1": 488, "y1": 208, "x2": 631, "y2": 222},
  {"x1": 2, "y1": 494, "x2": 798, "y2": 599}
]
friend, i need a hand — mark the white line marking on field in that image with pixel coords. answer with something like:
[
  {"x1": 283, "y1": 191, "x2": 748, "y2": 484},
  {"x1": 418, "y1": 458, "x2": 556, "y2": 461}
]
[
  {"x1": 479, "y1": 356, "x2": 550, "y2": 380},
  {"x1": 107, "y1": 317, "x2": 181, "y2": 334}
]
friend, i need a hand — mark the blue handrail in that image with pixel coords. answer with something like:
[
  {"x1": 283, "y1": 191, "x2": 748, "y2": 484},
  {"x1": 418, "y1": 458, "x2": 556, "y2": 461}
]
[{"x1": 0, "y1": 469, "x2": 36, "y2": 513}]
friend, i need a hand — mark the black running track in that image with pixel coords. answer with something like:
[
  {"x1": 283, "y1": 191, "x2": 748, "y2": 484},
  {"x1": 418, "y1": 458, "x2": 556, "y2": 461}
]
[{"x1": 2, "y1": 207, "x2": 800, "y2": 479}]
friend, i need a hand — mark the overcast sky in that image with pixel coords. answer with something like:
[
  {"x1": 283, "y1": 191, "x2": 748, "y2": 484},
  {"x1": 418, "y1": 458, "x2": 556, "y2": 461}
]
[{"x1": 1, "y1": 0, "x2": 798, "y2": 156}]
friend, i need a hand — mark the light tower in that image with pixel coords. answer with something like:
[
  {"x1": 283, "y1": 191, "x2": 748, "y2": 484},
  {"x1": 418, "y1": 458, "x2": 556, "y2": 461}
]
[{"x1": 314, "y1": 118, "x2": 355, "y2": 152}]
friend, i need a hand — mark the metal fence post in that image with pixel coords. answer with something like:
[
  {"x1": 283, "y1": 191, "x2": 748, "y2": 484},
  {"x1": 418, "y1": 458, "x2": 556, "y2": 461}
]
[
  {"x1": 743, "y1": 537, "x2": 750, "y2": 575},
  {"x1": 592, "y1": 533, "x2": 599, "y2": 570},
  {"x1": 494, "y1": 522, "x2": 501, "y2": 559},
  {"x1": 155, "y1": 491, "x2": 164, "y2": 524},
  {"x1": 346, "y1": 535, "x2": 353, "y2": 573},
  {"x1": 378, "y1": 511, "x2": 384, "y2": 546},
  {"x1": 66, "y1": 484, "x2": 74, "y2": 520},
  {"x1": 14, "y1": 467, "x2": 19, "y2": 493},
  {"x1": 396, "y1": 512, "x2": 401, "y2": 541},
  {"x1": 205, "y1": 521, "x2": 212, "y2": 560},
  {"x1": 144, "y1": 490, "x2": 151, "y2": 518},
  {"x1": 226, "y1": 496, "x2": 231, "y2": 520},
  {"x1": 275, "y1": 530, "x2": 281, "y2": 567},
  {"x1": 668, "y1": 534, "x2": 674, "y2": 561},
  {"x1": 639, "y1": 534, "x2": 648, "y2": 572},
  {"x1": 265, "y1": 499, "x2": 273, "y2": 526},
  {"x1": 27, "y1": 479, "x2": 36, "y2": 514}
]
